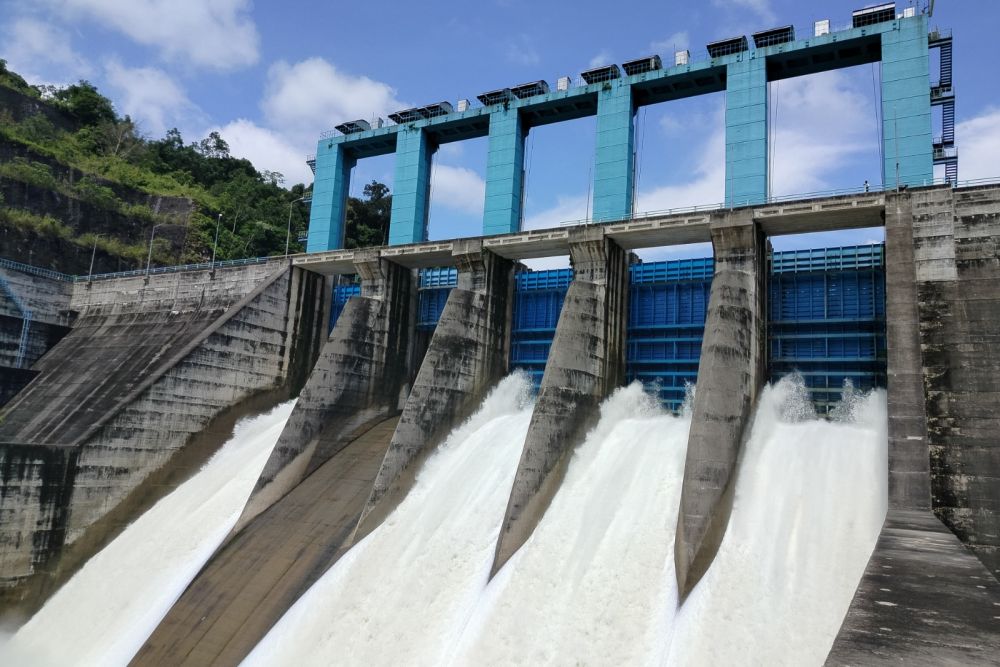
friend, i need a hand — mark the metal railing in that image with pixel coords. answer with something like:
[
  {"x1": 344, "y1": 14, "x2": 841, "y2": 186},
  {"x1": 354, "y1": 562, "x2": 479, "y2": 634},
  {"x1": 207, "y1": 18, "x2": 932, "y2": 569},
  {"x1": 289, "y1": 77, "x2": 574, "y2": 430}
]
[
  {"x1": 82, "y1": 255, "x2": 285, "y2": 282},
  {"x1": 0, "y1": 273, "x2": 33, "y2": 368},
  {"x1": 0, "y1": 257, "x2": 74, "y2": 282}
]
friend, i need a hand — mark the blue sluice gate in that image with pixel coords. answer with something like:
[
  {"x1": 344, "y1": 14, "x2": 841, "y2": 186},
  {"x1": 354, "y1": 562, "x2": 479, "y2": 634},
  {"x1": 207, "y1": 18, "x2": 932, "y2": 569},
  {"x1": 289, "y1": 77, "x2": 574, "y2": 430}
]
[{"x1": 330, "y1": 244, "x2": 886, "y2": 410}]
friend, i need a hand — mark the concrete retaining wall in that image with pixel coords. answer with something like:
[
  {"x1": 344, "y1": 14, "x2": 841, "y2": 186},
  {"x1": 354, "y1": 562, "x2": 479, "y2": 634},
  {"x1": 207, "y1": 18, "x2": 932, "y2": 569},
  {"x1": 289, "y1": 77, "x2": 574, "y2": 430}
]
[
  {"x1": 0, "y1": 261, "x2": 326, "y2": 597},
  {"x1": 674, "y1": 210, "x2": 767, "y2": 600},
  {"x1": 491, "y1": 227, "x2": 629, "y2": 575},
  {"x1": 0, "y1": 267, "x2": 73, "y2": 372},
  {"x1": 913, "y1": 185, "x2": 1000, "y2": 575}
]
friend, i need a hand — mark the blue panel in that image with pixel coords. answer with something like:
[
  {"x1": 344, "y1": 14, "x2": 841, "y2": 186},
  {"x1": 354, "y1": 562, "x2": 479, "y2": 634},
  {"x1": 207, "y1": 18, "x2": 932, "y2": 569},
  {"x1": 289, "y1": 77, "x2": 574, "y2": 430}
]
[
  {"x1": 592, "y1": 81, "x2": 635, "y2": 222},
  {"x1": 483, "y1": 108, "x2": 526, "y2": 236},
  {"x1": 725, "y1": 55, "x2": 768, "y2": 207},
  {"x1": 389, "y1": 127, "x2": 435, "y2": 245},
  {"x1": 330, "y1": 283, "x2": 361, "y2": 330},
  {"x1": 881, "y1": 15, "x2": 933, "y2": 187},
  {"x1": 509, "y1": 268, "x2": 573, "y2": 388},
  {"x1": 307, "y1": 144, "x2": 355, "y2": 252}
]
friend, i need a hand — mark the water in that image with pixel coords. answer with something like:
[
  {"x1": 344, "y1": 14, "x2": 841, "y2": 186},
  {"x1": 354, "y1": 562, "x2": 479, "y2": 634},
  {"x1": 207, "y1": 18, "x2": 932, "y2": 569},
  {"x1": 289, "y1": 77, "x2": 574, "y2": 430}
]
[
  {"x1": 246, "y1": 375, "x2": 885, "y2": 667},
  {"x1": 2, "y1": 372, "x2": 887, "y2": 666},
  {"x1": 0, "y1": 400, "x2": 295, "y2": 667},
  {"x1": 244, "y1": 373, "x2": 536, "y2": 667},
  {"x1": 666, "y1": 376, "x2": 887, "y2": 666},
  {"x1": 453, "y1": 383, "x2": 691, "y2": 666}
]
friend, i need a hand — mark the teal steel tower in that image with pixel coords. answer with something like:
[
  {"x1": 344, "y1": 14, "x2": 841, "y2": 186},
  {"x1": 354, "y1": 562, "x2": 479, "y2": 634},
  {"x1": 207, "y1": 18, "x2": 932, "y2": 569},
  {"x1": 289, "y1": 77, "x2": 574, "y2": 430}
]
[{"x1": 306, "y1": 5, "x2": 945, "y2": 253}]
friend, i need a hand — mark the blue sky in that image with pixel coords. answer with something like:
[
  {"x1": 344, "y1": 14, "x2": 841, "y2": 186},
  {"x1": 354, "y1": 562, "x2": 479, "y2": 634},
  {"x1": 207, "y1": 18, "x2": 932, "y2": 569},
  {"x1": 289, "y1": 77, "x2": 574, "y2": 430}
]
[{"x1": 2, "y1": 0, "x2": 998, "y2": 263}]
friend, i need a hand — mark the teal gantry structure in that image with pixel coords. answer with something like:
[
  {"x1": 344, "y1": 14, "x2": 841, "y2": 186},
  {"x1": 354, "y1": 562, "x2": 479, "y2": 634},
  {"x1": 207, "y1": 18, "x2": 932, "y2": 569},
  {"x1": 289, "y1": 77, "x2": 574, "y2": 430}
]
[{"x1": 307, "y1": 3, "x2": 953, "y2": 252}]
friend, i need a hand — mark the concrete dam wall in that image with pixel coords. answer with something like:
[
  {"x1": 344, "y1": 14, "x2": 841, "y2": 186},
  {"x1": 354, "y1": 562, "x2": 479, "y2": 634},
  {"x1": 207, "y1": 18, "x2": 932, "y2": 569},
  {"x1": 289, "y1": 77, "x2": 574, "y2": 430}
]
[
  {"x1": 0, "y1": 183, "x2": 997, "y2": 663},
  {"x1": 0, "y1": 260, "x2": 326, "y2": 613}
]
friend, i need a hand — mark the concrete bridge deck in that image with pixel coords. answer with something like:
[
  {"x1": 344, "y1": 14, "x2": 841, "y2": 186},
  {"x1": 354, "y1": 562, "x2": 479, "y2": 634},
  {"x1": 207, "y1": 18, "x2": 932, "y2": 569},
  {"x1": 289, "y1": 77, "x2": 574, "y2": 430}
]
[{"x1": 294, "y1": 191, "x2": 887, "y2": 275}]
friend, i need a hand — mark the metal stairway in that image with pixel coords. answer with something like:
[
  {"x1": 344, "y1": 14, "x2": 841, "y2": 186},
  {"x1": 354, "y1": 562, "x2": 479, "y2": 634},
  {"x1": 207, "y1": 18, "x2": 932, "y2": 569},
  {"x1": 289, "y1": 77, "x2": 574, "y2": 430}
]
[{"x1": 930, "y1": 30, "x2": 957, "y2": 183}]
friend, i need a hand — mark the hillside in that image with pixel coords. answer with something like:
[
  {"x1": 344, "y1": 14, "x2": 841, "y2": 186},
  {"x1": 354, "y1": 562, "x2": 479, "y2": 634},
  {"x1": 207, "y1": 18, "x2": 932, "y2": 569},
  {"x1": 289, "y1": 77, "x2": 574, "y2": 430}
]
[{"x1": 0, "y1": 60, "x2": 388, "y2": 275}]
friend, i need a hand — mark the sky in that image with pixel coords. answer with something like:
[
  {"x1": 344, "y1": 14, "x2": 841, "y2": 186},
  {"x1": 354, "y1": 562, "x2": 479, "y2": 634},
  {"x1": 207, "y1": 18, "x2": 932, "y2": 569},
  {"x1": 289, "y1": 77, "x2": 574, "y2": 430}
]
[{"x1": 2, "y1": 0, "x2": 999, "y2": 264}]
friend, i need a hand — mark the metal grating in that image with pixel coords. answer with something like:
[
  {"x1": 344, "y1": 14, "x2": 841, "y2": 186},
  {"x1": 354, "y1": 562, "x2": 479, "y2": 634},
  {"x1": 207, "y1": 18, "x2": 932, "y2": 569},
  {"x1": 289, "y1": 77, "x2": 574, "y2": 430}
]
[
  {"x1": 477, "y1": 88, "x2": 514, "y2": 106},
  {"x1": 510, "y1": 81, "x2": 550, "y2": 99},
  {"x1": 334, "y1": 120, "x2": 371, "y2": 135},
  {"x1": 752, "y1": 25, "x2": 795, "y2": 48},
  {"x1": 622, "y1": 55, "x2": 663, "y2": 76},
  {"x1": 581, "y1": 64, "x2": 621, "y2": 84},
  {"x1": 706, "y1": 35, "x2": 749, "y2": 58},
  {"x1": 852, "y1": 3, "x2": 896, "y2": 28}
]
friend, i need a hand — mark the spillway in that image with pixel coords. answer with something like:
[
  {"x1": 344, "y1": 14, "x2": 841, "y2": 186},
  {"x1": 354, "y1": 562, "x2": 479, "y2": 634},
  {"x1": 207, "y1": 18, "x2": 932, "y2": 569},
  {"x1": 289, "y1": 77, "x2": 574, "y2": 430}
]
[
  {"x1": 667, "y1": 376, "x2": 887, "y2": 665},
  {"x1": 0, "y1": 401, "x2": 295, "y2": 667},
  {"x1": 243, "y1": 374, "x2": 885, "y2": 666},
  {"x1": 243, "y1": 374, "x2": 535, "y2": 667}
]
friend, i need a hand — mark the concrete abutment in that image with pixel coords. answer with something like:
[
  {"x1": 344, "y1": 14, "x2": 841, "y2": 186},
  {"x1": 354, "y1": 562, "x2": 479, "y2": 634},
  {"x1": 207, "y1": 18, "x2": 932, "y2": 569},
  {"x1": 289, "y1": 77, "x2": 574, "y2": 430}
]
[
  {"x1": 353, "y1": 239, "x2": 515, "y2": 542},
  {"x1": 491, "y1": 227, "x2": 629, "y2": 576},
  {"x1": 674, "y1": 210, "x2": 767, "y2": 601}
]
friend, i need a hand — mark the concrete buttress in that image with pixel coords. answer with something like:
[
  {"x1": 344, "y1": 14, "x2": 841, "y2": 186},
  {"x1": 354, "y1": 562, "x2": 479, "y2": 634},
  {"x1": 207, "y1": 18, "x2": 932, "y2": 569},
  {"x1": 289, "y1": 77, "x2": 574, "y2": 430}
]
[
  {"x1": 235, "y1": 250, "x2": 415, "y2": 530},
  {"x1": 674, "y1": 210, "x2": 767, "y2": 601},
  {"x1": 353, "y1": 239, "x2": 515, "y2": 542},
  {"x1": 491, "y1": 227, "x2": 629, "y2": 576}
]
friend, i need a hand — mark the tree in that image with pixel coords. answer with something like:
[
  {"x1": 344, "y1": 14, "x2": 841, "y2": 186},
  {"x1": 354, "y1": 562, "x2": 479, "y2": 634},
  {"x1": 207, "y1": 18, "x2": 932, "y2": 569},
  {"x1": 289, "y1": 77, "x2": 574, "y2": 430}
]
[
  {"x1": 195, "y1": 131, "x2": 230, "y2": 159},
  {"x1": 344, "y1": 180, "x2": 392, "y2": 248},
  {"x1": 51, "y1": 80, "x2": 116, "y2": 126}
]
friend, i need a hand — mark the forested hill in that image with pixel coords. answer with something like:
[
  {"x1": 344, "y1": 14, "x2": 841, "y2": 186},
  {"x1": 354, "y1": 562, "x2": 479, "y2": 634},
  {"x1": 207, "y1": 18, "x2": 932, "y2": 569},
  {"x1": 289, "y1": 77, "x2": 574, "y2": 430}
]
[{"x1": 0, "y1": 60, "x2": 389, "y2": 275}]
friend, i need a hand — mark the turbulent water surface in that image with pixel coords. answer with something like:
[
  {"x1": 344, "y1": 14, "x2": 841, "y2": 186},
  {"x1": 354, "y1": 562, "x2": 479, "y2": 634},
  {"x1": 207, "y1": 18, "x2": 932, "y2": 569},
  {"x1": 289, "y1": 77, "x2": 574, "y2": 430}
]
[{"x1": 1, "y1": 373, "x2": 888, "y2": 667}]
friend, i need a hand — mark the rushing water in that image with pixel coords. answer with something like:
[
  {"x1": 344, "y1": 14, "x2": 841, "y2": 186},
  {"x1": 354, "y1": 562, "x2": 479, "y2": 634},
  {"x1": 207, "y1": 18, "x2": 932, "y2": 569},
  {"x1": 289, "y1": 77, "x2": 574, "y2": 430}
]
[
  {"x1": 243, "y1": 374, "x2": 536, "y2": 667},
  {"x1": 0, "y1": 400, "x2": 295, "y2": 667},
  {"x1": 1, "y1": 371, "x2": 887, "y2": 667},
  {"x1": 246, "y1": 375, "x2": 886, "y2": 667}
]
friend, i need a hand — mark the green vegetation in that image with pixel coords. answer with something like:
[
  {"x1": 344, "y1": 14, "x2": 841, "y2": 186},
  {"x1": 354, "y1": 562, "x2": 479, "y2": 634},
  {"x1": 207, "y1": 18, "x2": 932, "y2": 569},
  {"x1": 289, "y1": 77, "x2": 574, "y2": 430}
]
[{"x1": 0, "y1": 62, "x2": 392, "y2": 271}]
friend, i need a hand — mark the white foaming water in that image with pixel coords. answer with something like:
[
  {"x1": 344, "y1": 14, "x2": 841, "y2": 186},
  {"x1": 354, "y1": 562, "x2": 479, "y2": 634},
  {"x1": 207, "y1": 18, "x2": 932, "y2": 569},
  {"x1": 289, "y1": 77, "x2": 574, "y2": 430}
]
[
  {"x1": 666, "y1": 375, "x2": 888, "y2": 666},
  {"x1": 454, "y1": 382, "x2": 691, "y2": 666},
  {"x1": 0, "y1": 400, "x2": 295, "y2": 667},
  {"x1": 243, "y1": 373, "x2": 535, "y2": 667}
]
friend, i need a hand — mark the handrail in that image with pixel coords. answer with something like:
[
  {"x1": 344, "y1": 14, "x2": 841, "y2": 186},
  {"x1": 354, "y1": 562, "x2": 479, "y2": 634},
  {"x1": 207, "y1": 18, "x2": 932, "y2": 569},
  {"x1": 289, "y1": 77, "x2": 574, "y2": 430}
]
[{"x1": 0, "y1": 274, "x2": 33, "y2": 368}]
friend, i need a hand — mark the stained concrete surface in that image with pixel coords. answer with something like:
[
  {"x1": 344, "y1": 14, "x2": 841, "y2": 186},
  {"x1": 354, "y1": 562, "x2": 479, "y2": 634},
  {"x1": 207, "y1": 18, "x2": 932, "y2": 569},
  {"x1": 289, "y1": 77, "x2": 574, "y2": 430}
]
[
  {"x1": 133, "y1": 417, "x2": 399, "y2": 667},
  {"x1": 827, "y1": 509, "x2": 1000, "y2": 665}
]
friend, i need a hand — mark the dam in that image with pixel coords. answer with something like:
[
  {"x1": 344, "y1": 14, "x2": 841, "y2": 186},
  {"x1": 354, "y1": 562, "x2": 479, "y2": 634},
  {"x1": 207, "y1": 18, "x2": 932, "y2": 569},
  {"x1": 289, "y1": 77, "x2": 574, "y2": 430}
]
[{"x1": 1, "y1": 3, "x2": 999, "y2": 665}]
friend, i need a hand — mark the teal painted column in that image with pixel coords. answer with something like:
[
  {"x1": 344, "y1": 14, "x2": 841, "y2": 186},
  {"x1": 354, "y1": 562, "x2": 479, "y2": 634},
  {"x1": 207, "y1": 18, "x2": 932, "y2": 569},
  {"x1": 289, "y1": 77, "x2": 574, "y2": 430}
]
[
  {"x1": 592, "y1": 81, "x2": 635, "y2": 222},
  {"x1": 881, "y1": 15, "x2": 933, "y2": 188},
  {"x1": 389, "y1": 127, "x2": 435, "y2": 245},
  {"x1": 725, "y1": 55, "x2": 768, "y2": 207},
  {"x1": 307, "y1": 143, "x2": 354, "y2": 252},
  {"x1": 482, "y1": 108, "x2": 526, "y2": 236}
]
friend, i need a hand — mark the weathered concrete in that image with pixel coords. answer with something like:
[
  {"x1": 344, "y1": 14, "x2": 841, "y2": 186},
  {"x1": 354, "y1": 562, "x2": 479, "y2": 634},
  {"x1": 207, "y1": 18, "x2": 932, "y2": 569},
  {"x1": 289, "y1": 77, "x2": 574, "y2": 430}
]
[
  {"x1": 0, "y1": 262, "x2": 327, "y2": 602},
  {"x1": 0, "y1": 266, "x2": 73, "y2": 372},
  {"x1": 236, "y1": 251, "x2": 415, "y2": 531},
  {"x1": 491, "y1": 227, "x2": 629, "y2": 576},
  {"x1": 133, "y1": 417, "x2": 400, "y2": 667},
  {"x1": 674, "y1": 210, "x2": 767, "y2": 601},
  {"x1": 913, "y1": 185, "x2": 1000, "y2": 576},
  {"x1": 826, "y1": 510, "x2": 1000, "y2": 665},
  {"x1": 884, "y1": 191, "x2": 933, "y2": 509},
  {"x1": 353, "y1": 239, "x2": 515, "y2": 542}
]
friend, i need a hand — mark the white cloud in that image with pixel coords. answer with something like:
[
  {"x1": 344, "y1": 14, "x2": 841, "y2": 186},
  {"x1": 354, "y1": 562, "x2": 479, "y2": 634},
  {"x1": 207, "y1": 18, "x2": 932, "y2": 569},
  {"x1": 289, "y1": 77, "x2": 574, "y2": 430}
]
[
  {"x1": 711, "y1": 0, "x2": 775, "y2": 22},
  {"x1": 506, "y1": 34, "x2": 540, "y2": 66},
  {"x1": 956, "y1": 107, "x2": 1000, "y2": 181},
  {"x1": 588, "y1": 50, "x2": 612, "y2": 69},
  {"x1": 214, "y1": 119, "x2": 313, "y2": 186},
  {"x1": 430, "y1": 165, "x2": 486, "y2": 216},
  {"x1": 650, "y1": 31, "x2": 690, "y2": 54},
  {"x1": 52, "y1": 0, "x2": 259, "y2": 70},
  {"x1": 636, "y1": 69, "x2": 876, "y2": 212},
  {"x1": 104, "y1": 60, "x2": 197, "y2": 136},
  {"x1": 523, "y1": 193, "x2": 589, "y2": 230},
  {"x1": 0, "y1": 18, "x2": 92, "y2": 84},
  {"x1": 262, "y1": 58, "x2": 405, "y2": 148}
]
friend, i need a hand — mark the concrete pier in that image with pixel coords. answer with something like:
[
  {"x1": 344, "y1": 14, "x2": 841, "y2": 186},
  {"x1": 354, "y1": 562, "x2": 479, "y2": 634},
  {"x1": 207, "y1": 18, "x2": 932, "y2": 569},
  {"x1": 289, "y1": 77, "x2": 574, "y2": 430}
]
[
  {"x1": 491, "y1": 227, "x2": 629, "y2": 576},
  {"x1": 353, "y1": 239, "x2": 514, "y2": 541},
  {"x1": 674, "y1": 210, "x2": 767, "y2": 601},
  {"x1": 237, "y1": 251, "x2": 415, "y2": 529}
]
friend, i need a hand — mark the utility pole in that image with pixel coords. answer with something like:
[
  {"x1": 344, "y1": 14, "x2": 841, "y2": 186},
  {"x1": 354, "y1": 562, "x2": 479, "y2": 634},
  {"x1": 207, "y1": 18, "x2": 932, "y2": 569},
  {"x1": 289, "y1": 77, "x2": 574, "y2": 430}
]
[
  {"x1": 145, "y1": 224, "x2": 166, "y2": 276},
  {"x1": 286, "y1": 196, "x2": 308, "y2": 256},
  {"x1": 87, "y1": 234, "x2": 103, "y2": 281},
  {"x1": 211, "y1": 213, "x2": 222, "y2": 269}
]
